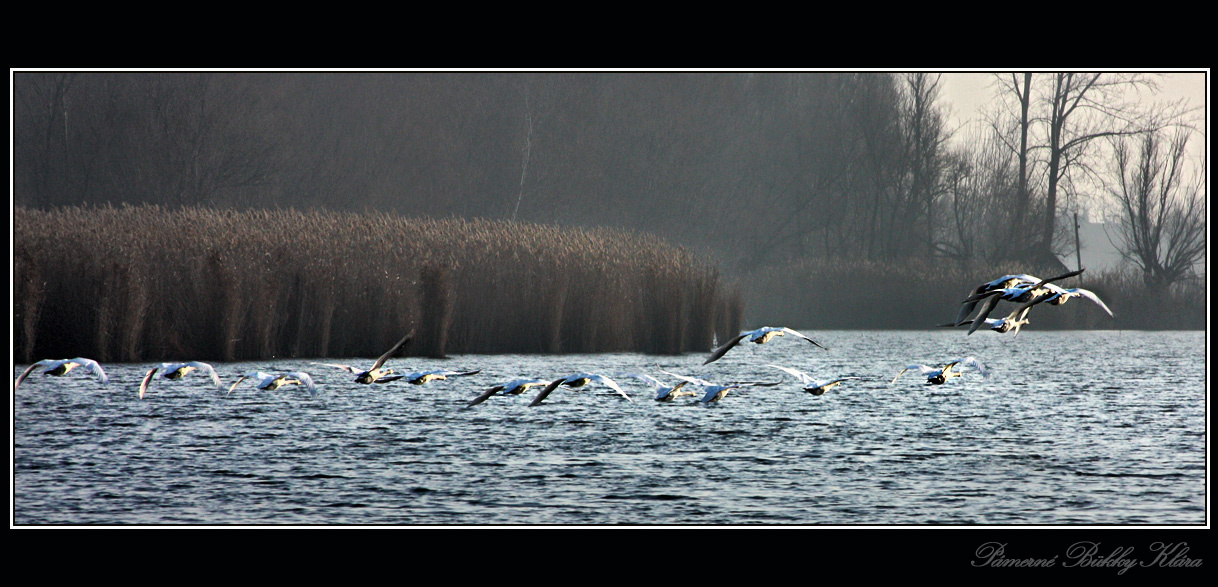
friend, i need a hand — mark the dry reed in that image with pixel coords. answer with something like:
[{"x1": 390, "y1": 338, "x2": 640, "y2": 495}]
[{"x1": 13, "y1": 205, "x2": 739, "y2": 361}]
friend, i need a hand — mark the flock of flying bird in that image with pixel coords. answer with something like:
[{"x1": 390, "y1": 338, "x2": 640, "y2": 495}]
[{"x1": 14, "y1": 268, "x2": 1113, "y2": 406}]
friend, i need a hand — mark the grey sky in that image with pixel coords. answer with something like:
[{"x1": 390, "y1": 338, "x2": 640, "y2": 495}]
[{"x1": 939, "y1": 71, "x2": 1206, "y2": 133}]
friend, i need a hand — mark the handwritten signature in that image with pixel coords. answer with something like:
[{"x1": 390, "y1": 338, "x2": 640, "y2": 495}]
[{"x1": 972, "y1": 541, "x2": 1201, "y2": 574}]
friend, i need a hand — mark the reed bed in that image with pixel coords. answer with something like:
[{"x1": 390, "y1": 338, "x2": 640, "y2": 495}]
[
  {"x1": 741, "y1": 258, "x2": 1205, "y2": 331},
  {"x1": 13, "y1": 205, "x2": 743, "y2": 363}
]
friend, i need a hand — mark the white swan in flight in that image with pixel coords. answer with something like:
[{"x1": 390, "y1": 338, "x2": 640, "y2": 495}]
[
  {"x1": 466, "y1": 378, "x2": 550, "y2": 407},
  {"x1": 1013, "y1": 286, "x2": 1113, "y2": 319},
  {"x1": 661, "y1": 371, "x2": 783, "y2": 403},
  {"x1": 962, "y1": 269, "x2": 1082, "y2": 305},
  {"x1": 227, "y1": 371, "x2": 318, "y2": 397},
  {"x1": 313, "y1": 331, "x2": 413, "y2": 384},
  {"x1": 528, "y1": 373, "x2": 633, "y2": 406},
  {"x1": 698, "y1": 383, "x2": 744, "y2": 403},
  {"x1": 400, "y1": 369, "x2": 481, "y2": 385},
  {"x1": 15, "y1": 358, "x2": 109, "y2": 389},
  {"x1": 954, "y1": 273, "x2": 1055, "y2": 326},
  {"x1": 890, "y1": 357, "x2": 988, "y2": 386},
  {"x1": 940, "y1": 306, "x2": 1032, "y2": 336},
  {"x1": 766, "y1": 364, "x2": 860, "y2": 396},
  {"x1": 138, "y1": 361, "x2": 222, "y2": 399},
  {"x1": 622, "y1": 373, "x2": 698, "y2": 402},
  {"x1": 703, "y1": 326, "x2": 827, "y2": 366},
  {"x1": 962, "y1": 269, "x2": 1083, "y2": 335}
]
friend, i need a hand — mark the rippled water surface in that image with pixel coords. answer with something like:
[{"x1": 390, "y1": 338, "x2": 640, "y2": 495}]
[{"x1": 12, "y1": 330, "x2": 1206, "y2": 525}]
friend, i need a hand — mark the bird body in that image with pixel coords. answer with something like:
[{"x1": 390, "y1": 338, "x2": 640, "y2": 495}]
[
  {"x1": 1015, "y1": 287, "x2": 1113, "y2": 318},
  {"x1": 891, "y1": 357, "x2": 988, "y2": 386},
  {"x1": 622, "y1": 373, "x2": 697, "y2": 402},
  {"x1": 661, "y1": 371, "x2": 782, "y2": 403},
  {"x1": 766, "y1": 365, "x2": 860, "y2": 396},
  {"x1": 528, "y1": 373, "x2": 632, "y2": 406},
  {"x1": 962, "y1": 270, "x2": 1083, "y2": 304},
  {"x1": 962, "y1": 270, "x2": 1083, "y2": 335},
  {"x1": 654, "y1": 381, "x2": 693, "y2": 402},
  {"x1": 703, "y1": 326, "x2": 827, "y2": 366},
  {"x1": 15, "y1": 358, "x2": 109, "y2": 388},
  {"x1": 313, "y1": 331, "x2": 413, "y2": 384},
  {"x1": 138, "y1": 361, "x2": 222, "y2": 399},
  {"x1": 954, "y1": 274, "x2": 1048, "y2": 326},
  {"x1": 497, "y1": 378, "x2": 550, "y2": 395},
  {"x1": 228, "y1": 371, "x2": 318, "y2": 397},
  {"x1": 953, "y1": 316, "x2": 1029, "y2": 334},
  {"x1": 941, "y1": 306, "x2": 1032, "y2": 336},
  {"x1": 401, "y1": 369, "x2": 481, "y2": 385},
  {"x1": 466, "y1": 378, "x2": 550, "y2": 407},
  {"x1": 699, "y1": 384, "x2": 743, "y2": 403}
]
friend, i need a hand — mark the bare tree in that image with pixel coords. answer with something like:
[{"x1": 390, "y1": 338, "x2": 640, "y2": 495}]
[
  {"x1": 988, "y1": 73, "x2": 1035, "y2": 254},
  {"x1": 985, "y1": 72, "x2": 1167, "y2": 265},
  {"x1": 1106, "y1": 126, "x2": 1205, "y2": 290},
  {"x1": 13, "y1": 72, "x2": 76, "y2": 206},
  {"x1": 143, "y1": 73, "x2": 276, "y2": 206},
  {"x1": 836, "y1": 73, "x2": 907, "y2": 260},
  {"x1": 936, "y1": 152, "x2": 976, "y2": 261},
  {"x1": 15, "y1": 73, "x2": 279, "y2": 208},
  {"x1": 900, "y1": 72, "x2": 951, "y2": 257},
  {"x1": 726, "y1": 73, "x2": 858, "y2": 267},
  {"x1": 509, "y1": 73, "x2": 561, "y2": 222},
  {"x1": 937, "y1": 128, "x2": 1026, "y2": 263},
  {"x1": 1036, "y1": 73, "x2": 1161, "y2": 264},
  {"x1": 511, "y1": 81, "x2": 534, "y2": 222}
]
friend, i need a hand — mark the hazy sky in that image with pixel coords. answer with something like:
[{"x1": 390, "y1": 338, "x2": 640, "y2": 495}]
[
  {"x1": 938, "y1": 71, "x2": 1207, "y2": 133},
  {"x1": 939, "y1": 71, "x2": 1206, "y2": 213},
  {"x1": 936, "y1": 71, "x2": 1207, "y2": 268}
]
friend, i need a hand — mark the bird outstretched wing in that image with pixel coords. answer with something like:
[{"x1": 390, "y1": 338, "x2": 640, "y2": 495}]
[
  {"x1": 371, "y1": 331, "x2": 415, "y2": 371},
  {"x1": 702, "y1": 333, "x2": 748, "y2": 366}
]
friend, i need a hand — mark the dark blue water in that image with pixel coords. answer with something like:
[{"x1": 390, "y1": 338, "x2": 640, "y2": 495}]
[{"x1": 12, "y1": 330, "x2": 1206, "y2": 525}]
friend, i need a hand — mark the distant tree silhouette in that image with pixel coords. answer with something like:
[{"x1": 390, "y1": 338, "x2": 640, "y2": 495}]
[
  {"x1": 1106, "y1": 126, "x2": 1206, "y2": 291},
  {"x1": 987, "y1": 72, "x2": 1038, "y2": 260}
]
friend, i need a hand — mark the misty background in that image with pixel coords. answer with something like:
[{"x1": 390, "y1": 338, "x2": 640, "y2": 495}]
[{"x1": 12, "y1": 71, "x2": 1207, "y2": 330}]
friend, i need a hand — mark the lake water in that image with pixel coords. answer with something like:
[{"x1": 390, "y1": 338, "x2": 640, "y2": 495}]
[{"x1": 11, "y1": 330, "x2": 1207, "y2": 526}]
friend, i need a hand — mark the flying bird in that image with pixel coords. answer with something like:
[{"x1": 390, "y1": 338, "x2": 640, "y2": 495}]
[
  {"x1": 622, "y1": 373, "x2": 698, "y2": 402},
  {"x1": 962, "y1": 270, "x2": 1083, "y2": 335},
  {"x1": 703, "y1": 326, "x2": 827, "y2": 366},
  {"x1": 766, "y1": 364, "x2": 861, "y2": 396},
  {"x1": 1013, "y1": 286, "x2": 1113, "y2": 319},
  {"x1": 15, "y1": 358, "x2": 109, "y2": 389},
  {"x1": 400, "y1": 368, "x2": 481, "y2": 385},
  {"x1": 313, "y1": 331, "x2": 413, "y2": 384},
  {"x1": 961, "y1": 269, "x2": 1083, "y2": 305},
  {"x1": 227, "y1": 371, "x2": 319, "y2": 397},
  {"x1": 939, "y1": 307, "x2": 1032, "y2": 336},
  {"x1": 661, "y1": 371, "x2": 783, "y2": 403},
  {"x1": 528, "y1": 373, "x2": 633, "y2": 406},
  {"x1": 138, "y1": 361, "x2": 222, "y2": 399},
  {"x1": 954, "y1": 273, "x2": 1053, "y2": 326},
  {"x1": 466, "y1": 378, "x2": 550, "y2": 407},
  {"x1": 698, "y1": 383, "x2": 744, "y2": 404},
  {"x1": 891, "y1": 357, "x2": 988, "y2": 386}
]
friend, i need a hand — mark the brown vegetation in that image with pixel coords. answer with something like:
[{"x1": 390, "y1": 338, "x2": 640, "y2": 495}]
[{"x1": 13, "y1": 205, "x2": 743, "y2": 363}]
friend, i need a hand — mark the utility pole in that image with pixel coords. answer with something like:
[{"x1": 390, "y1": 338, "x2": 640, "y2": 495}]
[{"x1": 1073, "y1": 210, "x2": 1083, "y2": 283}]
